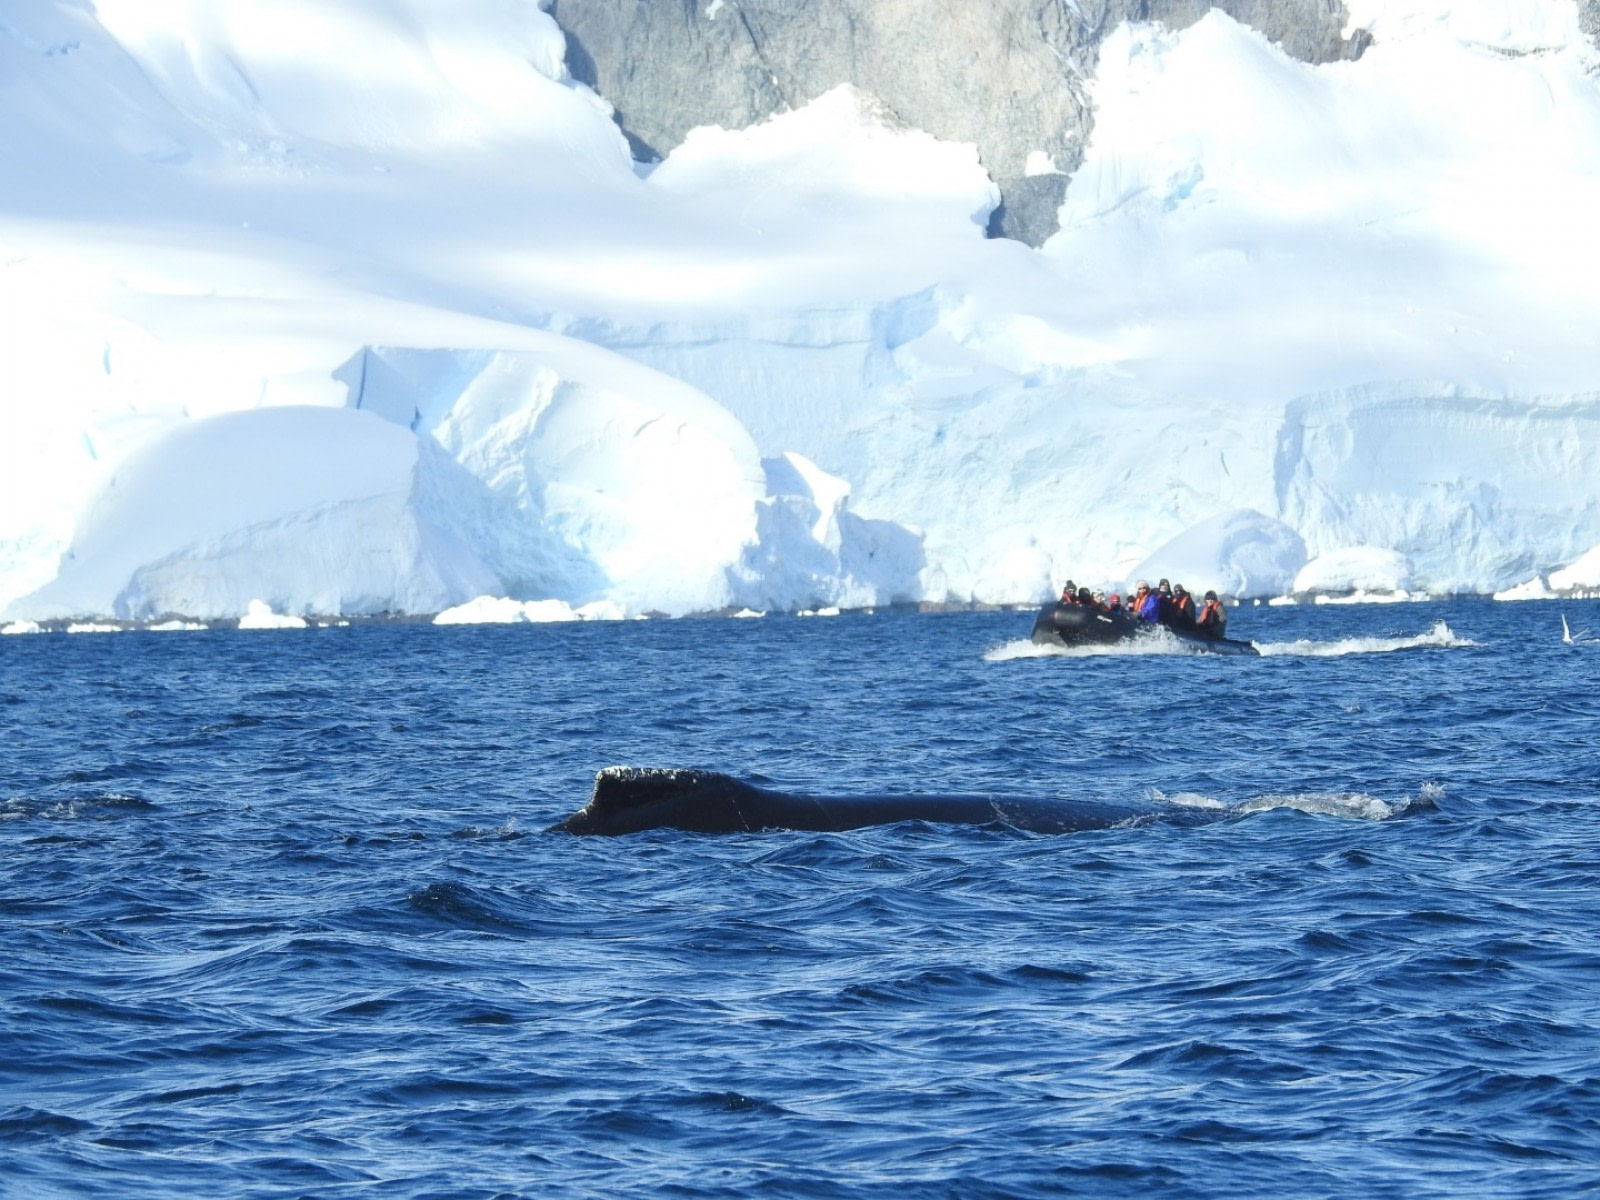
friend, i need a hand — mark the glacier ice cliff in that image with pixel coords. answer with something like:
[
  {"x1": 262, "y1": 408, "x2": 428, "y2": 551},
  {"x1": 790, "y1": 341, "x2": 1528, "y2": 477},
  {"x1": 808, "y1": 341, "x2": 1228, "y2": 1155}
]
[{"x1": 3, "y1": 0, "x2": 1600, "y2": 622}]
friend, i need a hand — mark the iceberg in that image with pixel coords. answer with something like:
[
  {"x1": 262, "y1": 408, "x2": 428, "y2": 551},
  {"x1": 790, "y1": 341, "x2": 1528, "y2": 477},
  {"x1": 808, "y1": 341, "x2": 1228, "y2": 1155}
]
[
  {"x1": 10, "y1": 407, "x2": 502, "y2": 621},
  {"x1": 1549, "y1": 544, "x2": 1600, "y2": 595},
  {"x1": 351, "y1": 343, "x2": 769, "y2": 616},
  {"x1": 237, "y1": 600, "x2": 309, "y2": 630},
  {"x1": 1130, "y1": 510, "x2": 1308, "y2": 600},
  {"x1": 1493, "y1": 576, "x2": 1554, "y2": 602},
  {"x1": 433, "y1": 596, "x2": 628, "y2": 625},
  {"x1": 1293, "y1": 547, "x2": 1414, "y2": 596}
]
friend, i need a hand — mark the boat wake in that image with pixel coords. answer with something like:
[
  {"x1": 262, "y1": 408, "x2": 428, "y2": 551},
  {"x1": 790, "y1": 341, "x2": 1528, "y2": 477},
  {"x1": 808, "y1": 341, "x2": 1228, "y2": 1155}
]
[
  {"x1": 1254, "y1": 620, "x2": 1473, "y2": 657},
  {"x1": 986, "y1": 626, "x2": 1245, "y2": 660},
  {"x1": 989, "y1": 620, "x2": 1472, "y2": 661}
]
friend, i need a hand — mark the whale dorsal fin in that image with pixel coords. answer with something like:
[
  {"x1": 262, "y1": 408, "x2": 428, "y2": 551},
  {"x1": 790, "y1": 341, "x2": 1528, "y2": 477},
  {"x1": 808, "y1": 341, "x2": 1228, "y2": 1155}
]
[{"x1": 551, "y1": 767, "x2": 758, "y2": 834}]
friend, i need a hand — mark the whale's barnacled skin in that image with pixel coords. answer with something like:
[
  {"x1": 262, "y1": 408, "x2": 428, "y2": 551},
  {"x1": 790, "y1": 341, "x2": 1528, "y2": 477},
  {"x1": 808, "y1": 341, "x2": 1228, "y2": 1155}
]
[{"x1": 548, "y1": 766, "x2": 1229, "y2": 835}]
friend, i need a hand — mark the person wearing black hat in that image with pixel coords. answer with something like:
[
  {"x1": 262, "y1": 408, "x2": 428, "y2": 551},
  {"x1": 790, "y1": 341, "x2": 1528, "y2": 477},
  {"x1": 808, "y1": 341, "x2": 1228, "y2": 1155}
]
[
  {"x1": 1171, "y1": 583, "x2": 1197, "y2": 629},
  {"x1": 1197, "y1": 589, "x2": 1228, "y2": 636}
]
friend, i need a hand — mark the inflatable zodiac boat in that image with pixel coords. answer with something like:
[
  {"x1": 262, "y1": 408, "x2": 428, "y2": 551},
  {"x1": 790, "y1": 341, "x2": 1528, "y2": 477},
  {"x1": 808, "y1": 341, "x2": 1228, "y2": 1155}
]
[{"x1": 1029, "y1": 601, "x2": 1260, "y2": 656}]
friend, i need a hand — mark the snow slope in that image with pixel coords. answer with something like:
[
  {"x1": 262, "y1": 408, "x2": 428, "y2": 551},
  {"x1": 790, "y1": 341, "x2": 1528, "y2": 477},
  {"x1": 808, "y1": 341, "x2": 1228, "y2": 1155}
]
[{"x1": 3, "y1": 0, "x2": 1599, "y2": 621}]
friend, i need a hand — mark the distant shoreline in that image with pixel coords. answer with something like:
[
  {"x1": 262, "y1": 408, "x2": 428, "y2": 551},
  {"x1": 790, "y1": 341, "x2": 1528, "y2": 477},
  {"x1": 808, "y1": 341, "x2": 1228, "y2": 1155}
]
[{"x1": 8, "y1": 591, "x2": 1594, "y2": 636}]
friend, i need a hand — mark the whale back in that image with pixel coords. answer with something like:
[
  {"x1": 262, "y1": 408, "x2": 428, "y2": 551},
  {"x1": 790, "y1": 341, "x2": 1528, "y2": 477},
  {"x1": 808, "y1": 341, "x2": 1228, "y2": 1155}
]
[
  {"x1": 548, "y1": 766, "x2": 1188, "y2": 836},
  {"x1": 549, "y1": 766, "x2": 777, "y2": 834}
]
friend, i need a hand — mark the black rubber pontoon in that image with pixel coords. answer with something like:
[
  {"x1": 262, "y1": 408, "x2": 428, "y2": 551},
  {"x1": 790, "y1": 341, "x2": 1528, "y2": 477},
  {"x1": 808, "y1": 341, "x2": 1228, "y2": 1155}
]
[{"x1": 1029, "y1": 601, "x2": 1260, "y2": 656}]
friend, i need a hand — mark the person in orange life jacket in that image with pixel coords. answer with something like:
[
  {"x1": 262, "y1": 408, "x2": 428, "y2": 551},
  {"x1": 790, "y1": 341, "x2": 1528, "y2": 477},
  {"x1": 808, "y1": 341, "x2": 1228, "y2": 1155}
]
[
  {"x1": 1076, "y1": 587, "x2": 1094, "y2": 607},
  {"x1": 1197, "y1": 590, "x2": 1228, "y2": 636},
  {"x1": 1060, "y1": 580, "x2": 1078, "y2": 604},
  {"x1": 1170, "y1": 583, "x2": 1197, "y2": 629},
  {"x1": 1133, "y1": 581, "x2": 1161, "y2": 621}
]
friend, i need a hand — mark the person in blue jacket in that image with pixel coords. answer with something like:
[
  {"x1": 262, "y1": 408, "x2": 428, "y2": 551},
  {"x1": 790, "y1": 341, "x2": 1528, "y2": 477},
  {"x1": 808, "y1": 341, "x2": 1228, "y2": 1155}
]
[{"x1": 1132, "y1": 580, "x2": 1162, "y2": 622}]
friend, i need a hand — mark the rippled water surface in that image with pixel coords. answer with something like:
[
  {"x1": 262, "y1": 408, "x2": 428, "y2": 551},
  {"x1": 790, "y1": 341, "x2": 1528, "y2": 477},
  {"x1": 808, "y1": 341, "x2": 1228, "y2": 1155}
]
[{"x1": 4, "y1": 599, "x2": 1600, "y2": 1198}]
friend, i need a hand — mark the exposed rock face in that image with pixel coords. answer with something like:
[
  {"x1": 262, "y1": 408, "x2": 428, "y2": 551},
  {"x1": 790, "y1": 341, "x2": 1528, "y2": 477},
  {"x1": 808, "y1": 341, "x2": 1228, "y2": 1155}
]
[
  {"x1": 1584, "y1": 0, "x2": 1600, "y2": 44},
  {"x1": 547, "y1": 0, "x2": 1369, "y2": 245}
]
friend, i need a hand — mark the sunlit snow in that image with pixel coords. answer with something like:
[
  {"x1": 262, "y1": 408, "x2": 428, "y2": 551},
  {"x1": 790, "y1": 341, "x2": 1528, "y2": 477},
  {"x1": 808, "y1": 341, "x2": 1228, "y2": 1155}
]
[{"x1": 3, "y1": 0, "x2": 1599, "y2": 623}]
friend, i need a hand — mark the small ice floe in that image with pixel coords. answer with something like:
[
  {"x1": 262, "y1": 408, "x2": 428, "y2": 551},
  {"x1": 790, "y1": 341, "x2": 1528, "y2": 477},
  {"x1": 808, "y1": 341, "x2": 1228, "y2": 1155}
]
[
  {"x1": 436, "y1": 596, "x2": 578, "y2": 625},
  {"x1": 1310, "y1": 589, "x2": 1428, "y2": 604},
  {"x1": 1501, "y1": 546, "x2": 1600, "y2": 602},
  {"x1": 237, "y1": 600, "x2": 308, "y2": 629},
  {"x1": 1495, "y1": 575, "x2": 1552, "y2": 601},
  {"x1": 432, "y1": 595, "x2": 629, "y2": 625}
]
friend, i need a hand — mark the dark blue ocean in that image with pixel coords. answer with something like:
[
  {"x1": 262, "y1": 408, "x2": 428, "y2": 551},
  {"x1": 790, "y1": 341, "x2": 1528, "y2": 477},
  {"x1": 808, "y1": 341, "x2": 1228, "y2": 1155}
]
[{"x1": 4, "y1": 599, "x2": 1599, "y2": 1199}]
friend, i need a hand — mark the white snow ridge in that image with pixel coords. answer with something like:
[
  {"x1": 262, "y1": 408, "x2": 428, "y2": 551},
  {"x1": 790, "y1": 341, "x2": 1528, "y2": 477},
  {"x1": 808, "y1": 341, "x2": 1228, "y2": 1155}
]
[{"x1": 3, "y1": 1, "x2": 1600, "y2": 624}]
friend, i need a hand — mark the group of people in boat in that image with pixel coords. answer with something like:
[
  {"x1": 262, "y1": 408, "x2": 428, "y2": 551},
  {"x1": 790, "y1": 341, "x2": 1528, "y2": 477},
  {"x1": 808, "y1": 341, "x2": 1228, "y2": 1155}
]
[{"x1": 1058, "y1": 576, "x2": 1228, "y2": 637}]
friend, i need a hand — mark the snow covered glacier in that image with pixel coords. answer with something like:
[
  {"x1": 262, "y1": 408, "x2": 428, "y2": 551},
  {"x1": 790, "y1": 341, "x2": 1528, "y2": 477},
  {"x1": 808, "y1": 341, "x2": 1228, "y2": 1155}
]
[{"x1": 3, "y1": 0, "x2": 1600, "y2": 623}]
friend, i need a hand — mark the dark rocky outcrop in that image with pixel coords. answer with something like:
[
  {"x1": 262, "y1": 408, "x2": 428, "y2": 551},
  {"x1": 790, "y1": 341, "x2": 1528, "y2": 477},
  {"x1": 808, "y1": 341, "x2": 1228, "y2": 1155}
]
[{"x1": 547, "y1": 0, "x2": 1370, "y2": 245}]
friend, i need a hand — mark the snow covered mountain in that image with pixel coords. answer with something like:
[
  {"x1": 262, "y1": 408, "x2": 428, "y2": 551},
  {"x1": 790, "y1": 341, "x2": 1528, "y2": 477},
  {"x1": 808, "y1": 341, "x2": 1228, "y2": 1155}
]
[
  {"x1": 549, "y1": 0, "x2": 1376, "y2": 245},
  {"x1": 3, "y1": 0, "x2": 1600, "y2": 624}
]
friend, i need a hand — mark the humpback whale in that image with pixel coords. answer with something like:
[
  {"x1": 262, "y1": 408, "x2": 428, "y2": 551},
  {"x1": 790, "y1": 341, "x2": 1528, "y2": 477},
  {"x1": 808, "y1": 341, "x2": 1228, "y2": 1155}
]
[{"x1": 548, "y1": 766, "x2": 1230, "y2": 836}]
